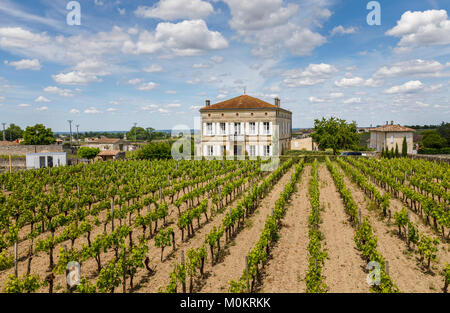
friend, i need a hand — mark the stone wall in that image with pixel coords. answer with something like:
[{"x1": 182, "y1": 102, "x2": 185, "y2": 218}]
[
  {"x1": 0, "y1": 145, "x2": 64, "y2": 156},
  {"x1": 0, "y1": 157, "x2": 26, "y2": 170}
]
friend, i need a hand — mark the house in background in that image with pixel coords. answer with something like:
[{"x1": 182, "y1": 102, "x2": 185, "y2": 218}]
[
  {"x1": 369, "y1": 121, "x2": 415, "y2": 154},
  {"x1": 96, "y1": 150, "x2": 125, "y2": 161},
  {"x1": 290, "y1": 137, "x2": 318, "y2": 151},
  {"x1": 82, "y1": 138, "x2": 130, "y2": 152},
  {"x1": 199, "y1": 95, "x2": 292, "y2": 157},
  {"x1": 26, "y1": 152, "x2": 67, "y2": 169}
]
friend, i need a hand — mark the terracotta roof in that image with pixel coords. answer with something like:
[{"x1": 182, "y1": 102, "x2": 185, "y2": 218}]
[
  {"x1": 0, "y1": 141, "x2": 19, "y2": 146},
  {"x1": 369, "y1": 124, "x2": 416, "y2": 132},
  {"x1": 86, "y1": 138, "x2": 122, "y2": 144},
  {"x1": 200, "y1": 95, "x2": 279, "y2": 111},
  {"x1": 98, "y1": 150, "x2": 120, "y2": 156}
]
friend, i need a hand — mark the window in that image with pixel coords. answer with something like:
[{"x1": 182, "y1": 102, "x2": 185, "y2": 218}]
[
  {"x1": 207, "y1": 145, "x2": 214, "y2": 156},
  {"x1": 263, "y1": 122, "x2": 270, "y2": 135},
  {"x1": 263, "y1": 145, "x2": 271, "y2": 156},
  {"x1": 47, "y1": 156, "x2": 53, "y2": 168},
  {"x1": 207, "y1": 123, "x2": 213, "y2": 135},
  {"x1": 390, "y1": 135, "x2": 394, "y2": 144},
  {"x1": 220, "y1": 123, "x2": 226, "y2": 135},
  {"x1": 249, "y1": 145, "x2": 256, "y2": 156},
  {"x1": 249, "y1": 122, "x2": 256, "y2": 135},
  {"x1": 234, "y1": 122, "x2": 241, "y2": 135}
]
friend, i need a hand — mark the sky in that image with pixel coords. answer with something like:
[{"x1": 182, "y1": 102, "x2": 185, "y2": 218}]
[{"x1": 0, "y1": 0, "x2": 449, "y2": 132}]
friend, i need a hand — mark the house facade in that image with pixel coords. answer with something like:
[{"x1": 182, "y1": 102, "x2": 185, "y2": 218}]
[
  {"x1": 369, "y1": 121, "x2": 415, "y2": 154},
  {"x1": 199, "y1": 95, "x2": 292, "y2": 157},
  {"x1": 82, "y1": 138, "x2": 130, "y2": 152}
]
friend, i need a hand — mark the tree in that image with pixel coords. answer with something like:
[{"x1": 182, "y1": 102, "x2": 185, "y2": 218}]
[
  {"x1": 436, "y1": 122, "x2": 450, "y2": 147},
  {"x1": 395, "y1": 143, "x2": 399, "y2": 158},
  {"x1": 310, "y1": 117, "x2": 359, "y2": 155},
  {"x1": 146, "y1": 127, "x2": 155, "y2": 141},
  {"x1": 22, "y1": 124, "x2": 56, "y2": 145},
  {"x1": 1, "y1": 124, "x2": 23, "y2": 141},
  {"x1": 402, "y1": 137, "x2": 407, "y2": 157},
  {"x1": 136, "y1": 142, "x2": 171, "y2": 160},
  {"x1": 126, "y1": 127, "x2": 148, "y2": 141},
  {"x1": 77, "y1": 147, "x2": 100, "y2": 160},
  {"x1": 381, "y1": 146, "x2": 385, "y2": 158},
  {"x1": 422, "y1": 130, "x2": 446, "y2": 149}
]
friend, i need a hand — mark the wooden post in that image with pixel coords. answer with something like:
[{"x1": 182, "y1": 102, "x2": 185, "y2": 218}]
[
  {"x1": 245, "y1": 256, "x2": 250, "y2": 293},
  {"x1": 385, "y1": 261, "x2": 389, "y2": 276},
  {"x1": 14, "y1": 241, "x2": 18, "y2": 277},
  {"x1": 9, "y1": 154, "x2": 12, "y2": 174},
  {"x1": 358, "y1": 209, "x2": 362, "y2": 227},
  {"x1": 111, "y1": 198, "x2": 115, "y2": 231}
]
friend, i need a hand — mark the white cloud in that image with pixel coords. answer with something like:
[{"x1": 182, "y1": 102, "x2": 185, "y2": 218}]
[
  {"x1": 158, "y1": 108, "x2": 170, "y2": 114},
  {"x1": 128, "y1": 78, "x2": 143, "y2": 85},
  {"x1": 343, "y1": 97, "x2": 361, "y2": 104},
  {"x1": 166, "y1": 103, "x2": 181, "y2": 108},
  {"x1": 141, "y1": 104, "x2": 158, "y2": 111},
  {"x1": 334, "y1": 76, "x2": 364, "y2": 87},
  {"x1": 69, "y1": 109, "x2": 80, "y2": 114},
  {"x1": 135, "y1": 0, "x2": 214, "y2": 20},
  {"x1": 17, "y1": 103, "x2": 30, "y2": 107},
  {"x1": 186, "y1": 78, "x2": 201, "y2": 85},
  {"x1": 330, "y1": 25, "x2": 357, "y2": 36},
  {"x1": 383, "y1": 80, "x2": 424, "y2": 94},
  {"x1": 190, "y1": 105, "x2": 202, "y2": 110},
  {"x1": 4, "y1": 58, "x2": 41, "y2": 70},
  {"x1": 211, "y1": 55, "x2": 224, "y2": 63},
  {"x1": 35, "y1": 96, "x2": 50, "y2": 103},
  {"x1": 136, "y1": 82, "x2": 158, "y2": 91},
  {"x1": 44, "y1": 86, "x2": 74, "y2": 97},
  {"x1": 309, "y1": 96, "x2": 325, "y2": 103},
  {"x1": 143, "y1": 64, "x2": 163, "y2": 72},
  {"x1": 386, "y1": 10, "x2": 450, "y2": 51},
  {"x1": 416, "y1": 101, "x2": 430, "y2": 107},
  {"x1": 364, "y1": 78, "x2": 383, "y2": 87},
  {"x1": 36, "y1": 106, "x2": 48, "y2": 112},
  {"x1": 84, "y1": 107, "x2": 102, "y2": 114},
  {"x1": 53, "y1": 71, "x2": 101, "y2": 85},
  {"x1": 374, "y1": 59, "x2": 450, "y2": 78},
  {"x1": 283, "y1": 63, "x2": 338, "y2": 87},
  {"x1": 0, "y1": 96, "x2": 5, "y2": 102},
  {"x1": 118, "y1": 8, "x2": 126, "y2": 15},
  {"x1": 106, "y1": 108, "x2": 118, "y2": 112},
  {"x1": 165, "y1": 90, "x2": 177, "y2": 94},
  {"x1": 329, "y1": 92, "x2": 344, "y2": 98},
  {"x1": 192, "y1": 63, "x2": 212, "y2": 69}
]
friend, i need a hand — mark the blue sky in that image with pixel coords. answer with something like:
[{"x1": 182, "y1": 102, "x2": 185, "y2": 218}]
[{"x1": 0, "y1": 0, "x2": 449, "y2": 132}]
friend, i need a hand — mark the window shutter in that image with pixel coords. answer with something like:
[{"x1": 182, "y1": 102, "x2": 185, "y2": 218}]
[
  {"x1": 269, "y1": 145, "x2": 273, "y2": 156},
  {"x1": 269, "y1": 122, "x2": 273, "y2": 135},
  {"x1": 203, "y1": 145, "x2": 207, "y2": 156},
  {"x1": 246, "y1": 122, "x2": 249, "y2": 135},
  {"x1": 225, "y1": 122, "x2": 229, "y2": 135},
  {"x1": 255, "y1": 122, "x2": 259, "y2": 135},
  {"x1": 230, "y1": 123, "x2": 234, "y2": 135},
  {"x1": 255, "y1": 145, "x2": 258, "y2": 156},
  {"x1": 203, "y1": 123, "x2": 207, "y2": 136},
  {"x1": 259, "y1": 122, "x2": 263, "y2": 135},
  {"x1": 260, "y1": 145, "x2": 264, "y2": 156}
]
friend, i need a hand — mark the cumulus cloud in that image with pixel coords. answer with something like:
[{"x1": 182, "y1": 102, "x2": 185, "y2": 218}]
[
  {"x1": 69, "y1": 109, "x2": 80, "y2": 114},
  {"x1": 53, "y1": 71, "x2": 101, "y2": 85},
  {"x1": 330, "y1": 25, "x2": 357, "y2": 36},
  {"x1": 143, "y1": 64, "x2": 163, "y2": 72},
  {"x1": 135, "y1": 0, "x2": 214, "y2": 20},
  {"x1": 383, "y1": 80, "x2": 424, "y2": 94},
  {"x1": 192, "y1": 63, "x2": 212, "y2": 69},
  {"x1": 334, "y1": 76, "x2": 382, "y2": 88},
  {"x1": 35, "y1": 96, "x2": 50, "y2": 103},
  {"x1": 84, "y1": 107, "x2": 102, "y2": 114},
  {"x1": 211, "y1": 55, "x2": 224, "y2": 63},
  {"x1": 283, "y1": 63, "x2": 338, "y2": 87},
  {"x1": 4, "y1": 58, "x2": 41, "y2": 70},
  {"x1": 343, "y1": 97, "x2": 361, "y2": 104},
  {"x1": 386, "y1": 10, "x2": 450, "y2": 52},
  {"x1": 309, "y1": 96, "x2": 325, "y2": 103},
  {"x1": 329, "y1": 92, "x2": 344, "y2": 98},
  {"x1": 36, "y1": 106, "x2": 48, "y2": 112},
  {"x1": 44, "y1": 86, "x2": 74, "y2": 97},
  {"x1": 374, "y1": 59, "x2": 450, "y2": 78},
  {"x1": 17, "y1": 103, "x2": 30, "y2": 107},
  {"x1": 136, "y1": 82, "x2": 159, "y2": 91}
]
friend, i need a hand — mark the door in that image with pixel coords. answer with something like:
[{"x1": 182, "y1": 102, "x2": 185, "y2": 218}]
[
  {"x1": 47, "y1": 156, "x2": 54, "y2": 168},
  {"x1": 234, "y1": 145, "x2": 242, "y2": 156},
  {"x1": 39, "y1": 156, "x2": 46, "y2": 168}
]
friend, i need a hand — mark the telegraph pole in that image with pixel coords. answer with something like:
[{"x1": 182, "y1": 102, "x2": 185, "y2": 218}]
[
  {"x1": 133, "y1": 122, "x2": 137, "y2": 159},
  {"x1": 1, "y1": 123, "x2": 6, "y2": 141},
  {"x1": 68, "y1": 120, "x2": 73, "y2": 148},
  {"x1": 76, "y1": 125, "x2": 80, "y2": 143}
]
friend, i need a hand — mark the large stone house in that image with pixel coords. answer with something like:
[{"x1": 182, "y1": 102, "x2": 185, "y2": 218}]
[
  {"x1": 369, "y1": 121, "x2": 415, "y2": 154},
  {"x1": 199, "y1": 95, "x2": 292, "y2": 157},
  {"x1": 82, "y1": 138, "x2": 130, "y2": 152}
]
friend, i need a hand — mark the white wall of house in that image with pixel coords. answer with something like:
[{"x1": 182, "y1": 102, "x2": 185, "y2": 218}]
[{"x1": 26, "y1": 152, "x2": 67, "y2": 169}]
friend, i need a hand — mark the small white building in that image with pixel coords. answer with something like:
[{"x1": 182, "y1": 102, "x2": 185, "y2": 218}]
[{"x1": 26, "y1": 152, "x2": 67, "y2": 169}]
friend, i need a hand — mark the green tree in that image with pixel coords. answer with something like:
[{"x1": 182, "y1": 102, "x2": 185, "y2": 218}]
[
  {"x1": 421, "y1": 130, "x2": 446, "y2": 149},
  {"x1": 1, "y1": 124, "x2": 23, "y2": 141},
  {"x1": 310, "y1": 117, "x2": 359, "y2": 155},
  {"x1": 395, "y1": 143, "x2": 399, "y2": 158},
  {"x1": 136, "y1": 142, "x2": 171, "y2": 160},
  {"x1": 22, "y1": 124, "x2": 56, "y2": 145},
  {"x1": 77, "y1": 147, "x2": 100, "y2": 160},
  {"x1": 126, "y1": 127, "x2": 148, "y2": 141},
  {"x1": 146, "y1": 127, "x2": 155, "y2": 141},
  {"x1": 436, "y1": 122, "x2": 449, "y2": 147},
  {"x1": 402, "y1": 137, "x2": 407, "y2": 157}
]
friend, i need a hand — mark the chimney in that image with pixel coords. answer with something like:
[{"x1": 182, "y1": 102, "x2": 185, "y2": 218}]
[
  {"x1": 386, "y1": 121, "x2": 388, "y2": 125},
  {"x1": 391, "y1": 120, "x2": 394, "y2": 125},
  {"x1": 274, "y1": 97, "x2": 280, "y2": 108},
  {"x1": 206, "y1": 100, "x2": 210, "y2": 106}
]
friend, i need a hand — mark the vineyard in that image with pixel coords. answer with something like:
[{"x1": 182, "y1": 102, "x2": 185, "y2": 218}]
[{"x1": 0, "y1": 156, "x2": 448, "y2": 293}]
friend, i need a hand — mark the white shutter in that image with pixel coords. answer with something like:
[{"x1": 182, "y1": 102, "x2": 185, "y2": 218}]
[
  {"x1": 269, "y1": 122, "x2": 273, "y2": 135},
  {"x1": 203, "y1": 145, "x2": 207, "y2": 156},
  {"x1": 203, "y1": 123, "x2": 207, "y2": 136},
  {"x1": 255, "y1": 145, "x2": 259, "y2": 157},
  {"x1": 260, "y1": 145, "x2": 264, "y2": 157},
  {"x1": 240, "y1": 122, "x2": 243, "y2": 135},
  {"x1": 255, "y1": 122, "x2": 259, "y2": 135},
  {"x1": 269, "y1": 145, "x2": 273, "y2": 156},
  {"x1": 245, "y1": 122, "x2": 249, "y2": 135},
  {"x1": 226, "y1": 144, "x2": 230, "y2": 155},
  {"x1": 230, "y1": 123, "x2": 234, "y2": 135},
  {"x1": 225, "y1": 122, "x2": 229, "y2": 135},
  {"x1": 259, "y1": 122, "x2": 263, "y2": 135},
  {"x1": 211, "y1": 123, "x2": 215, "y2": 136}
]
